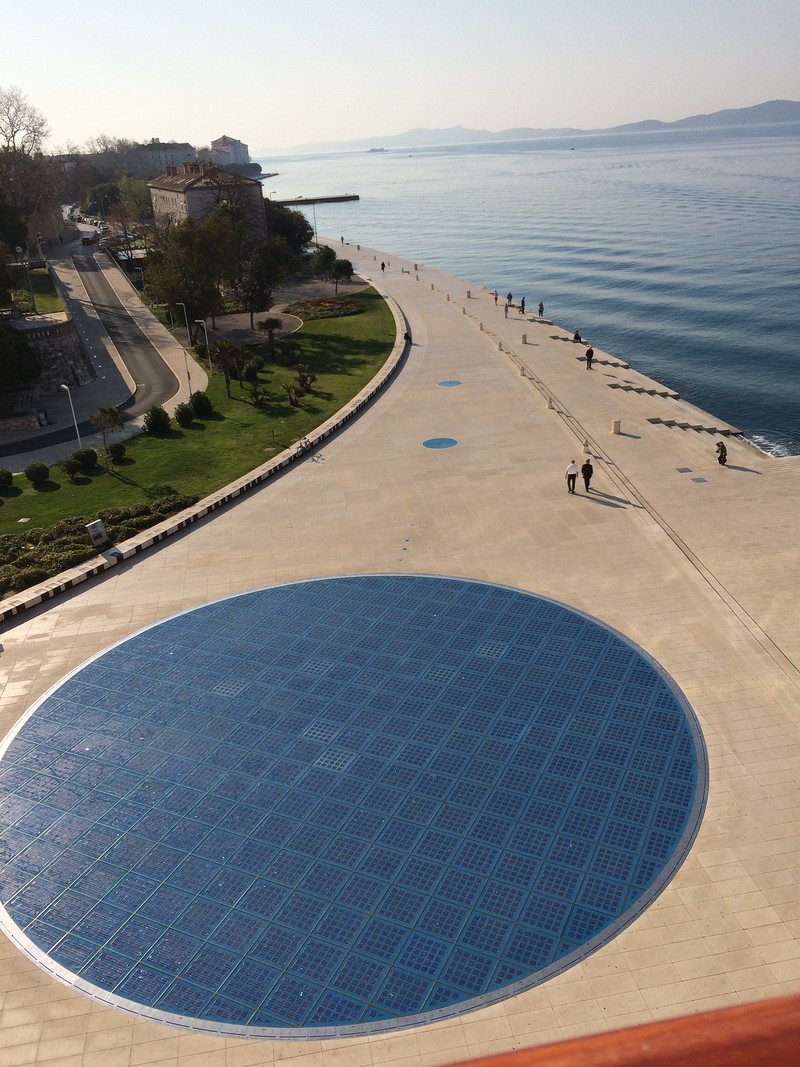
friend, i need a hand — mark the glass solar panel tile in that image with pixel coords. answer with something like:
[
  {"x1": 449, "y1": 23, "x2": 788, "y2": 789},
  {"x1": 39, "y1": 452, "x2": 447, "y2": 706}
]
[{"x1": 0, "y1": 575, "x2": 705, "y2": 1037}]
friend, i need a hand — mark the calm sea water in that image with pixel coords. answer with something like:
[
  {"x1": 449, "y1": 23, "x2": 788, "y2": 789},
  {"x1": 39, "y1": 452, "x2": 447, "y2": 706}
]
[{"x1": 258, "y1": 124, "x2": 800, "y2": 455}]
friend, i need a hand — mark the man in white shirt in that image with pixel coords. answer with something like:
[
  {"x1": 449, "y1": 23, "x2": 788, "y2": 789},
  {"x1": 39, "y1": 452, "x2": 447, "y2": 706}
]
[{"x1": 565, "y1": 460, "x2": 579, "y2": 494}]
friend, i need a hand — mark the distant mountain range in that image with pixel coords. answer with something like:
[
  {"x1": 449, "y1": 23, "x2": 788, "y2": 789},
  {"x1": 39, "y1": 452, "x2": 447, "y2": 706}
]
[{"x1": 272, "y1": 100, "x2": 800, "y2": 155}]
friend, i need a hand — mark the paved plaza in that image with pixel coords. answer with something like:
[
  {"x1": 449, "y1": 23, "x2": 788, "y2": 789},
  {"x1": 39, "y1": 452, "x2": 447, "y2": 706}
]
[{"x1": 0, "y1": 242, "x2": 799, "y2": 1065}]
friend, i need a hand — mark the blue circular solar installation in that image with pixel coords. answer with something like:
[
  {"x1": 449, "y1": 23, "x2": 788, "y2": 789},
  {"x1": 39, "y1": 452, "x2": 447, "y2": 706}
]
[
  {"x1": 438, "y1": 381, "x2": 463, "y2": 387},
  {"x1": 0, "y1": 576, "x2": 706, "y2": 1037},
  {"x1": 422, "y1": 438, "x2": 458, "y2": 449}
]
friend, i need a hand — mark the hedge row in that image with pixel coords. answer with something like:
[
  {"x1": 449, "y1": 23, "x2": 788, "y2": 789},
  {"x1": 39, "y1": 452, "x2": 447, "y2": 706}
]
[{"x1": 0, "y1": 494, "x2": 198, "y2": 596}]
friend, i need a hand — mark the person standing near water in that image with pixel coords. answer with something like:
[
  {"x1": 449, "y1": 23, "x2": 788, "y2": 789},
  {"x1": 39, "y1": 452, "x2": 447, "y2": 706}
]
[
  {"x1": 538, "y1": 301, "x2": 544, "y2": 318},
  {"x1": 520, "y1": 297, "x2": 526, "y2": 314},
  {"x1": 585, "y1": 347, "x2": 594, "y2": 369}
]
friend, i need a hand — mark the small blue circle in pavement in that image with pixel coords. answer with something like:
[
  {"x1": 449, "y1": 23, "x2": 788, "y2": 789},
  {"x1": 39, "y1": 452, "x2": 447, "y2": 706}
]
[
  {"x1": 0, "y1": 576, "x2": 706, "y2": 1038},
  {"x1": 423, "y1": 438, "x2": 458, "y2": 449},
  {"x1": 438, "y1": 381, "x2": 463, "y2": 387}
]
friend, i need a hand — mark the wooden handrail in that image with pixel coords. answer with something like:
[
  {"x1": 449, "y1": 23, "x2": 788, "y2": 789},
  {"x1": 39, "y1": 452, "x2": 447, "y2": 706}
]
[{"x1": 445, "y1": 991, "x2": 800, "y2": 1067}]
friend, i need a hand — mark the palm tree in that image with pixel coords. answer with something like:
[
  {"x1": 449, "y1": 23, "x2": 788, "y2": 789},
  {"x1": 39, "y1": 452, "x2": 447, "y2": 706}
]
[
  {"x1": 259, "y1": 316, "x2": 282, "y2": 357},
  {"x1": 90, "y1": 406, "x2": 122, "y2": 470},
  {"x1": 210, "y1": 340, "x2": 246, "y2": 398}
]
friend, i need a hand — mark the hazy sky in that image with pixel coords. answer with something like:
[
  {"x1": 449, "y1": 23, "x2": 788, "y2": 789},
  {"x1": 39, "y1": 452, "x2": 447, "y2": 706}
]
[{"x1": 3, "y1": 0, "x2": 798, "y2": 154}]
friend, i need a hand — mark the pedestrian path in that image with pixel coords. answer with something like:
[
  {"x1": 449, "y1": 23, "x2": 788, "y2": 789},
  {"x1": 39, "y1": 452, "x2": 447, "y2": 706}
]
[{"x1": 0, "y1": 240, "x2": 799, "y2": 1067}]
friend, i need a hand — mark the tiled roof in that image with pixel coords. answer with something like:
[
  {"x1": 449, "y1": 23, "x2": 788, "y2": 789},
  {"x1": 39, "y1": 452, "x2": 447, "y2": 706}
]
[{"x1": 148, "y1": 164, "x2": 261, "y2": 191}]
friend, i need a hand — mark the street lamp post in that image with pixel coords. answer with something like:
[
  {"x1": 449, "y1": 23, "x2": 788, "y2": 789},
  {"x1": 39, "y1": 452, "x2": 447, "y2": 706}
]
[
  {"x1": 60, "y1": 384, "x2": 82, "y2": 449},
  {"x1": 194, "y1": 319, "x2": 212, "y2": 371},
  {"x1": 175, "y1": 302, "x2": 193, "y2": 395}
]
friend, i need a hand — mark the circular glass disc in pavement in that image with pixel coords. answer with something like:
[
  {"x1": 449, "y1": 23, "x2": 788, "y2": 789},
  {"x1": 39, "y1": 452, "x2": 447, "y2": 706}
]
[
  {"x1": 422, "y1": 438, "x2": 458, "y2": 449},
  {"x1": 0, "y1": 575, "x2": 706, "y2": 1037}
]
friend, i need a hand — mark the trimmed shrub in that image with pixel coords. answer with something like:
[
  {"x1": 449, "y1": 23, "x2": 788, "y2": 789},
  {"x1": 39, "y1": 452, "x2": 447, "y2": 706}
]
[
  {"x1": 4, "y1": 566, "x2": 50, "y2": 592},
  {"x1": 24, "y1": 462, "x2": 50, "y2": 486},
  {"x1": 174, "y1": 402, "x2": 195, "y2": 428},
  {"x1": 152, "y1": 493, "x2": 196, "y2": 516},
  {"x1": 71, "y1": 448, "x2": 97, "y2": 472},
  {"x1": 59, "y1": 459, "x2": 82, "y2": 482},
  {"x1": 0, "y1": 468, "x2": 12, "y2": 490},
  {"x1": 108, "y1": 441, "x2": 126, "y2": 463},
  {"x1": 189, "y1": 390, "x2": 214, "y2": 418},
  {"x1": 143, "y1": 405, "x2": 170, "y2": 435}
]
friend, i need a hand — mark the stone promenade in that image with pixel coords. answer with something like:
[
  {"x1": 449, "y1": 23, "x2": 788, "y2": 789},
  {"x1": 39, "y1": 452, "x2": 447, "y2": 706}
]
[{"x1": 0, "y1": 241, "x2": 799, "y2": 1067}]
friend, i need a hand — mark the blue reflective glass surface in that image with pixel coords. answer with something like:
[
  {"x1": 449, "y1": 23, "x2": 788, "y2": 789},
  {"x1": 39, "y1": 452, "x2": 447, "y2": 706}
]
[{"x1": 0, "y1": 576, "x2": 705, "y2": 1036}]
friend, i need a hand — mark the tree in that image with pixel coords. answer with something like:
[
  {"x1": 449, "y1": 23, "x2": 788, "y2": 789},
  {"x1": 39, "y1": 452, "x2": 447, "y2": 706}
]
[
  {"x1": 0, "y1": 86, "x2": 64, "y2": 244},
  {"x1": 0, "y1": 194, "x2": 26, "y2": 250},
  {"x1": 89, "y1": 406, "x2": 122, "y2": 469},
  {"x1": 264, "y1": 200, "x2": 314, "y2": 252},
  {"x1": 146, "y1": 217, "x2": 221, "y2": 326},
  {"x1": 209, "y1": 339, "x2": 247, "y2": 398},
  {"x1": 332, "y1": 258, "x2": 354, "y2": 293},
  {"x1": 312, "y1": 245, "x2": 337, "y2": 279},
  {"x1": 86, "y1": 181, "x2": 119, "y2": 218},
  {"x1": 201, "y1": 203, "x2": 248, "y2": 292},
  {"x1": 258, "y1": 316, "x2": 283, "y2": 357},
  {"x1": 0, "y1": 324, "x2": 41, "y2": 393},
  {"x1": 0, "y1": 85, "x2": 48, "y2": 159},
  {"x1": 118, "y1": 174, "x2": 153, "y2": 224},
  {"x1": 237, "y1": 237, "x2": 295, "y2": 329}
]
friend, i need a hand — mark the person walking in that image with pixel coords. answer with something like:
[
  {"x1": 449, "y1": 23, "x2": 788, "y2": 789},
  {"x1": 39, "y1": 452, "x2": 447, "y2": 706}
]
[
  {"x1": 581, "y1": 458, "x2": 594, "y2": 491},
  {"x1": 585, "y1": 347, "x2": 594, "y2": 369},
  {"x1": 565, "y1": 460, "x2": 579, "y2": 494},
  {"x1": 538, "y1": 301, "x2": 544, "y2": 319},
  {"x1": 716, "y1": 441, "x2": 728, "y2": 466},
  {"x1": 380, "y1": 261, "x2": 386, "y2": 272},
  {"x1": 493, "y1": 291, "x2": 498, "y2": 305}
]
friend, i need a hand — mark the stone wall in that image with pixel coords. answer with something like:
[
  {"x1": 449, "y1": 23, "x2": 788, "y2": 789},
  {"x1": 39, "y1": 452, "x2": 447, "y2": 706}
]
[{"x1": 14, "y1": 320, "x2": 95, "y2": 397}]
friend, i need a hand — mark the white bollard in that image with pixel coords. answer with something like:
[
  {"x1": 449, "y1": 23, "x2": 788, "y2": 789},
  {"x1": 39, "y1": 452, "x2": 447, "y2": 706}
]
[
  {"x1": 612, "y1": 419, "x2": 621, "y2": 435},
  {"x1": 466, "y1": 291, "x2": 471, "y2": 299},
  {"x1": 522, "y1": 334, "x2": 527, "y2": 345}
]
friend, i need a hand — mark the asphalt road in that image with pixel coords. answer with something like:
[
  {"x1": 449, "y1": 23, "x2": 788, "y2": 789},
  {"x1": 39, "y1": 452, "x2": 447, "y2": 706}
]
[
  {"x1": 0, "y1": 255, "x2": 179, "y2": 459},
  {"x1": 73, "y1": 255, "x2": 179, "y2": 416}
]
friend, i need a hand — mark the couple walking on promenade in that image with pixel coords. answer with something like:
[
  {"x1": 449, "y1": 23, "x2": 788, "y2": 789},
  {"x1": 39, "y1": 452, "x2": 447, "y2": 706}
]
[{"x1": 565, "y1": 458, "x2": 594, "y2": 493}]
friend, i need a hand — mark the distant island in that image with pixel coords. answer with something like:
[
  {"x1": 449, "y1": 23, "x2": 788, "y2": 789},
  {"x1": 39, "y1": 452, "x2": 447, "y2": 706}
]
[{"x1": 269, "y1": 100, "x2": 800, "y2": 155}]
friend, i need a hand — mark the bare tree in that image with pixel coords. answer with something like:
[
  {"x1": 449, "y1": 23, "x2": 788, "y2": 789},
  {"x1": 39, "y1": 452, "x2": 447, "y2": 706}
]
[
  {"x1": 0, "y1": 86, "x2": 63, "y2": 243},
  {"x1": 0, "y1": 85, "x2": 48, "y2": 158}
]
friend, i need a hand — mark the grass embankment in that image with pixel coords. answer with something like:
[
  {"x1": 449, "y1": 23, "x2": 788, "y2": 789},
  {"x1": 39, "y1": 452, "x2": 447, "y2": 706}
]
[
  {"x1": 9, "y1": 266, "x2": 63, "y2": 314},
  {"x1": 0, "y1": 287, "x2": 394, "y2": 543}
]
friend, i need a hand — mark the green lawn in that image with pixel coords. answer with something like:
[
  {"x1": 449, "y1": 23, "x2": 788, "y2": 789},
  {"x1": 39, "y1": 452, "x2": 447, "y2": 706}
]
[
  {"x1": 9, "y1": 266, "x2": 63, "y2": 315},
  {"x1": 0, "y1": 289, "x2": 395, "y2": 536}
]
